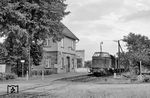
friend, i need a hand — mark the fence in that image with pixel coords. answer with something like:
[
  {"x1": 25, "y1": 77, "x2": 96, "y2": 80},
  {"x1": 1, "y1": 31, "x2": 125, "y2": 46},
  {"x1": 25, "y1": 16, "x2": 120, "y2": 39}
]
[{"x1": 31, "y1": 68, "x2": 57, "y2": 76}]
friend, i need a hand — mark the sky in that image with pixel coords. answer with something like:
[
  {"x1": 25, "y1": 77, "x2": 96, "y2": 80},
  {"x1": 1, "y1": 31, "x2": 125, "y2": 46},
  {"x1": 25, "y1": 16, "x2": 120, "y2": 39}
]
[{"x1": 62, "y1": 0, "x2": 150, "y2": 60}]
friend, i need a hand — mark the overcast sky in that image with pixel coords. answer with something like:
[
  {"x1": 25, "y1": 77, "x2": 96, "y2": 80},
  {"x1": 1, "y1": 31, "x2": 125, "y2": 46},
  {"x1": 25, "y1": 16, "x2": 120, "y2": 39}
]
[{"x1": 62, "y1": 0, "x2": 150, "y2": 60}]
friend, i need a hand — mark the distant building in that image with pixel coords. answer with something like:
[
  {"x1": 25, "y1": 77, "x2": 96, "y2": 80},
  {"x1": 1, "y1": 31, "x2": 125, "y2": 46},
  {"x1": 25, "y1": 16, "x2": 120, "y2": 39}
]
[
  {"x1": 76, "y1": 50, "x2": 85, "y2": 68},
  {"x1": 0, "y1": 62, "x2": 11, "y2": 73},
  {"x1": 33, "y1": 24, "x2": 79, "y2": 73}
]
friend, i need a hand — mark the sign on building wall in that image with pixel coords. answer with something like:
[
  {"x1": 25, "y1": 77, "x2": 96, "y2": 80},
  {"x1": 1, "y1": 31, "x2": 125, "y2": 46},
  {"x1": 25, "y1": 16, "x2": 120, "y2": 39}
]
[{"x1": 0, "y1": 64, "x2": 6, "y2": 73}]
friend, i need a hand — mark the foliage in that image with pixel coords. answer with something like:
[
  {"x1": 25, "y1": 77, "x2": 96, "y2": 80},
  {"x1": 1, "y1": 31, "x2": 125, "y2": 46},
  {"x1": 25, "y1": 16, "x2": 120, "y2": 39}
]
[
  {"x1": 0, "y1": 43, "x2": 7, "y2": 62},
  {"x1": 122, "y1": 33, "x2": 150, "y2": 67},
  {"x1": 119, "y1": 52, "x2": 130, "y2": 70},
  {"x1": 0, "y1": 73, "x2": 17, "y2": 80},
  {"x1": 0, "y1": 0, "x2": 69, "y2": 75},
  {"x1": 84, "y1": 60, "x2": 92, "y2": 68}
]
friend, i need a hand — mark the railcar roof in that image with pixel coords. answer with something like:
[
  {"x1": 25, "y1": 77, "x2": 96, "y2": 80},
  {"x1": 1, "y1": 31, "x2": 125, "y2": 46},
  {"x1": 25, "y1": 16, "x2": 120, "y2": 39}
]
[{"x1": 92, "y1": 52, "x2": 111, "y2": 57}]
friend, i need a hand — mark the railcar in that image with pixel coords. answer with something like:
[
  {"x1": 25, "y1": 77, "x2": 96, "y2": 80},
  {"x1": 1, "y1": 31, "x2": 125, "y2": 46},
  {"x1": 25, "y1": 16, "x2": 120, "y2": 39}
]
[{"x1": 90, "y1": 52, "x2": 116, "y2": 75}]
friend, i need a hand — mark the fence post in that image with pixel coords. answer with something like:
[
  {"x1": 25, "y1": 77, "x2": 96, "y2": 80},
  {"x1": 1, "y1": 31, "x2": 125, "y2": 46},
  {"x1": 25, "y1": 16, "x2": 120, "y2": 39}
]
[{"x1": 42, "y1": 70, "x2": 44, "y2": 80}]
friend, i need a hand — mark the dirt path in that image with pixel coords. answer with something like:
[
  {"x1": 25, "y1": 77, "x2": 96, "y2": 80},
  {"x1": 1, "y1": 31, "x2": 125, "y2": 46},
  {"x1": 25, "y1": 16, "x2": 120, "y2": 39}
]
[{"x1": 2, "y1": 81, "x2": 150, "y2": 98}]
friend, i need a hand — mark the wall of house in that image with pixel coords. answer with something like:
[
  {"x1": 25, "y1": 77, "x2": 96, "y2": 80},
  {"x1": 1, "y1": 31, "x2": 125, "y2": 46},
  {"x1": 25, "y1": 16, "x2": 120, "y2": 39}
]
[
  {"x1": 40, "y1": 37, "x2": 77, "y2": 73},
  {"x1": 56, "y1": 51, "x2": 76, "y2": 73},
  {"x1": 76, "y1": 50, "x2": 85, "y2": 68},
  {"x1": 43, "y1": 37, "x2": 76, "y2": 54},
  {"x1": 57, "y1": 37, "x2": 77, "y2": 73},
  {"x1": 43, "y1": 38, "x2": 58, "y2": 52},
  {"x1": 57, "y1": 37, "x2": 76, "y2": 54},
  {"x1": 42, "y1": 51, "x2": 57, "y2": 68},
  {"x1": 33, "y1": 51, "x2": 58, "y2": 74}
]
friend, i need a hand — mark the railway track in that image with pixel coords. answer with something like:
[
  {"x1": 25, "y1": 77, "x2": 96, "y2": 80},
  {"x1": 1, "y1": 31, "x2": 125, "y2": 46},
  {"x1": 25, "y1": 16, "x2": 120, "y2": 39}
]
[
  {"x1": 58, "y1": 74, "x2": 113, "y2": 82},
  {"x1": 58, "y1": 74, "x2": 101, "y2": 82}
]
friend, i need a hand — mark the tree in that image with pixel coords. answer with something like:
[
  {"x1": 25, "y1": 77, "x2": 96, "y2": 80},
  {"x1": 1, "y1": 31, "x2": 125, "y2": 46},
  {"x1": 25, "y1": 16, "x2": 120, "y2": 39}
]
[
  {"x1": 0, "y1": 0, "x2": 69, "y2": 75},
  {"x1": 0, "y1": 43, "x2": 7, "y2": 63},
  {"x1": 122, "y1": 33, "x2": 150, "y2": 74}
]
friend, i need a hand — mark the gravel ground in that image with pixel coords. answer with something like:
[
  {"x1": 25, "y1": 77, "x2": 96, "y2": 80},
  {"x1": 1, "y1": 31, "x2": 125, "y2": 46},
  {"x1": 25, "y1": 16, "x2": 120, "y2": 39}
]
[
  {"x1": 1, "y1": 73, "x2": 150, "y2": 98},
  {"x1": 2, "y1": 79, "x2": 150, "y2": 98}
]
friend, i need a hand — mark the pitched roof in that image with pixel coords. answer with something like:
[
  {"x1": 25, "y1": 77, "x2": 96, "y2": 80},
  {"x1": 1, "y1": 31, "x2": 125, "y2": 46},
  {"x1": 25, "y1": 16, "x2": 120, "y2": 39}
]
[{"x1": 62, "y1": 25, "x2": 79, "y2": 41}]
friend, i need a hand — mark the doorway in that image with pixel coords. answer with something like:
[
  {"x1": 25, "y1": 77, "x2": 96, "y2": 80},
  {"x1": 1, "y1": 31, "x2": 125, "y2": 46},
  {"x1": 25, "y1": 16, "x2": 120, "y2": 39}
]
[{"x1": 66, "y1": 57, "x2": 70, "y2": 72}]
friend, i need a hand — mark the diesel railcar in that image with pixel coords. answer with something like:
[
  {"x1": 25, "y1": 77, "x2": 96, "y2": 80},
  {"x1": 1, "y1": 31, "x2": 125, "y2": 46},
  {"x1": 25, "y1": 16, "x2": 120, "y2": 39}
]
[{"x1": 90, "y1": 52, "x2": 116, "y2": 75}]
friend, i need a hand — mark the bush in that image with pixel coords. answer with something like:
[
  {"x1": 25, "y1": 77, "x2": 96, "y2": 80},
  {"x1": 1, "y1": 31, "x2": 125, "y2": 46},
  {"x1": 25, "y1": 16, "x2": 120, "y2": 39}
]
[{"x1": 0, "y1": 73, "x2": 17, "y2": 80}]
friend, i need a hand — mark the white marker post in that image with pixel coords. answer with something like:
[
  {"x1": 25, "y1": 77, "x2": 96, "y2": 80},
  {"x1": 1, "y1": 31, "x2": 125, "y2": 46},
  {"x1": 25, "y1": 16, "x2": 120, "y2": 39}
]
[
  {"x1": 42, "y1": 70, "x2": 44, "y2": 80},
  {"x1": 138, "y1": 61, "x2": 143, "y2": 81},
  {"x1": 140, "y1": 61, "x2": 142, "y2": 75},
  {"x1": 26, "y1": 71, "x2": 29, "y2": 80},
  {"x1": 114, "y1": 72, "x2": 117, "y2": 78}
]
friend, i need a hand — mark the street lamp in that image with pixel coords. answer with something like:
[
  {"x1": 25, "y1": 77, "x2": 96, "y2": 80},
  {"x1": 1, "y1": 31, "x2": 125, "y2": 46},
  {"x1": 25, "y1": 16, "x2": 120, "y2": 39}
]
[{"x1": 21, "y1": 59, "x2": 25, "y2": 77}]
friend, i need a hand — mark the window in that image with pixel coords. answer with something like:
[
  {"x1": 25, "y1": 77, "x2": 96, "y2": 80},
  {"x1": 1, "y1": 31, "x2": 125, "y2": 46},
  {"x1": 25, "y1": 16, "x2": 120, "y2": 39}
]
[
  {"x1": 44, "y1": 39, "x2": 48, "y2": 46},
  {"x1": 72, "y1": 59, "x2": 74, "y2": 69},
  {"x1": 45, "y1": 59, "x2": 51, "y2": 68},
  {"x1": 62, "y1": 57, "x2": 64, "y2": 68},
  {"x1": 71, "y1": 40, "x2": 74, "y2": 50},
  {"x1": 44, "y1": 39, "x2": 51, "y2": 46},
  {"x1": 48, "y1": 39, "x2": 51, "y2": 46},
  {"x1": 61, "y1": 38, "x2": 64, "y2": 48}
]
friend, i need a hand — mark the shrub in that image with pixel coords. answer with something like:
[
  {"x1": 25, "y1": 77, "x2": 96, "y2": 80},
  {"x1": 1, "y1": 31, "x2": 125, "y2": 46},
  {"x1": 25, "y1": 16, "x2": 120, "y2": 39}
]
[{"x1": 0, "y1": 73, "x2": 17, "y2": 80}]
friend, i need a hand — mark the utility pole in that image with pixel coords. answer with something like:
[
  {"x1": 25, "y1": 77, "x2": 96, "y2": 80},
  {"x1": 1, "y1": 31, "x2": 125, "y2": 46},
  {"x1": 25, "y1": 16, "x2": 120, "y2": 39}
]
[
  {"x1": 118, "y1": 40, "x2": 121, "y2": 75},
  {"x1": 26, "y1": 33, "x2": 31, "y2": 78}
]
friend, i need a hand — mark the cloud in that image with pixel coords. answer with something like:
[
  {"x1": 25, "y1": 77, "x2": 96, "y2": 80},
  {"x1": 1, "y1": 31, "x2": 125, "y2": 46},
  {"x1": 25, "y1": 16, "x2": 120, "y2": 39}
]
[
  {"x1": 66, "y1": 0, "x2": 124, "y2": 22},
  {"x1": 63, "y1": 0, "x2": 150, "y2": 60},
  {"x1": 121, "y1": 10, "x2": 150, "y2": 22}
]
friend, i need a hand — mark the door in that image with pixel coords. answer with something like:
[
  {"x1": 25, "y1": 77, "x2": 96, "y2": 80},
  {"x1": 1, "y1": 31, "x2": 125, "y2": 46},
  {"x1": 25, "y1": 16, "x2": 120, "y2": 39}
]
[
  {"x1": 77, "y1": 58, "x2": 82, "y2": 68},
  {"x1": 66, "y1": 57, "x2": 70, "y2": 72}
]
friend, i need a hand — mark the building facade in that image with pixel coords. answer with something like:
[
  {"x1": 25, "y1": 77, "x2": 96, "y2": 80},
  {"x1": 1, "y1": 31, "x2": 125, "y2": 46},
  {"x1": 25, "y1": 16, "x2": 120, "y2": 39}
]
[
  {"x1": 76, "y1": 50, "x2": 85, "y2": 68},
  {"x1": 33, "y1": 25, "x2": 79, "y2": 73}
]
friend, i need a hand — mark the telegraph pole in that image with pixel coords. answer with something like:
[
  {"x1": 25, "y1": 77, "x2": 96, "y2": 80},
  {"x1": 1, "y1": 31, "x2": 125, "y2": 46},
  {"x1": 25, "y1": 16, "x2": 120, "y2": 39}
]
[
  {"x1": 118, "y1": 40, "x2": 121, "y2": 75},
  {"x1": 26, "y1": 33, "x2": 31, "y2": 78}
]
